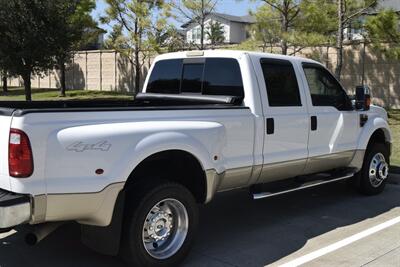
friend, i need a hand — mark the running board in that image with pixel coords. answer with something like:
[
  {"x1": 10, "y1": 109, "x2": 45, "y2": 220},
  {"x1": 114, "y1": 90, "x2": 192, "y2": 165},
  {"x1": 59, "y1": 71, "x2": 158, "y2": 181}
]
[{"x1": 253, "y1": 172, "x2": 355, "y2": 200}]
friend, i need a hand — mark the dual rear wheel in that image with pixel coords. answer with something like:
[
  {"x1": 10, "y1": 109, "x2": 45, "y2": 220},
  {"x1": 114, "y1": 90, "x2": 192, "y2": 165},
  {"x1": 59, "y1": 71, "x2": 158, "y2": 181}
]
[{"x1": 121, "y1": 182, "x2": 198, "y2": 267}]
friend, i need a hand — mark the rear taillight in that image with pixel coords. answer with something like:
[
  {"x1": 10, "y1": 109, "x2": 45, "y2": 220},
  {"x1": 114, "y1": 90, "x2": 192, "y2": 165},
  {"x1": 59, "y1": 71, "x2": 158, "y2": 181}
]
[{"x1": 9, "y1": 129, "x2": 33, "y2": 178}]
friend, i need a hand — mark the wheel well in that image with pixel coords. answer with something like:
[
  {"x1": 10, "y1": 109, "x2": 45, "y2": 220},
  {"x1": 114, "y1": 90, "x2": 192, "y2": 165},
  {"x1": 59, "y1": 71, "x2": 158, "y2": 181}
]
[
  {"x1": 125, "y1": 150, "x2": 207, "y2": 203},
  {"x1": 367, "y1": 129, "x2": 390, "y2": 153}
]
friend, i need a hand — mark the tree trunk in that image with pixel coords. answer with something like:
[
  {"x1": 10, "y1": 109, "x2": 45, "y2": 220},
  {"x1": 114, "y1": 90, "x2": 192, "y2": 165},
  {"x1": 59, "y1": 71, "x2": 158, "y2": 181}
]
[
  {"x1": 22, "y1": 71, "x2": 32, "y2": 101},
  {"x1": 133, "y1": 17, "x2": 141, "y2": 94},
  {"x1": 281, "y1": 41, "x2": 288, "y2": 55},
  {"x1": 335, "y1": 0, "x2": 344, "y2": 80},
  {"x1": 2, "y1": 73, "x2": 7, "y2": 93},
  {"x1": 59, "y1": 60, "x2": 66, "y2": 97},
  {"x1": 134, "y1": 49, "x2": 141, "y2": 93},
  {"x1": 200, "y1": 21, "x2": 205, "y2": 50},
  {"x1": 200, "y1": 0, "x2": 205, "y2": 50}
]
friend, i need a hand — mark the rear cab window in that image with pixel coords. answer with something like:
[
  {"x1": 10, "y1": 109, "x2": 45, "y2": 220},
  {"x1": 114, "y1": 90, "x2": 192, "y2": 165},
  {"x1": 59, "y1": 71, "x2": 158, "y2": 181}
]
[
  {"x1": 146, "y1": 57, "x2": 244, "y2": 97},
  {"x1": 260, "y1": 58, "x2": 302, "y2": 107}
]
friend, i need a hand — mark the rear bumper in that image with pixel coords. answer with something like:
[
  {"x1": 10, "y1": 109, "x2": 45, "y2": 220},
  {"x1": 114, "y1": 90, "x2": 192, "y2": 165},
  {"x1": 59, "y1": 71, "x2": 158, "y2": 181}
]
[{"x1": 0, "y1": 189, "x2": 31, "y2": 228}]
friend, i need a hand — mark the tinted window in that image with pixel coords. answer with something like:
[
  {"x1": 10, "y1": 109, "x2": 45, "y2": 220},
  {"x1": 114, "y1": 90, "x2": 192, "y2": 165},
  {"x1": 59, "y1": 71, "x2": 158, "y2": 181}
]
[
  {"x1": 203, "y1": 58, "x2": 244, "y2": 97},
  {"x1": 147, "y1": 59, "x2": 182, "y2": 94},
  {"x1": 181, "y1": 64, "x2": 204, "y2": 93},
  {"x1": 261, "y1": 59, "x2": 301, "y2": 107},
  {"x1": 303, "y1": 65, "x2": 350, "y2": 110},
  {"x1": 146, "y1": 58, "x2": 244, "y2": 97}
]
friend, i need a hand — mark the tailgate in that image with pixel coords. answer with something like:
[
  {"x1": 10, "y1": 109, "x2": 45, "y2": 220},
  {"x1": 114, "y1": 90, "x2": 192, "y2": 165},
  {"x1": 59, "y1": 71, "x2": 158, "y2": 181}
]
[{"x1": 0, "y1": 114, "x2": 12, "y2": 191}]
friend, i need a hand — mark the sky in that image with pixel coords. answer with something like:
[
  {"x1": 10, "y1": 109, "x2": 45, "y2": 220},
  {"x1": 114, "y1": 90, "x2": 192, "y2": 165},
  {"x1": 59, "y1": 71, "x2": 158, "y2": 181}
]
[{"x1": 92, "y1": 0, "x2": 261, "y2": 34}]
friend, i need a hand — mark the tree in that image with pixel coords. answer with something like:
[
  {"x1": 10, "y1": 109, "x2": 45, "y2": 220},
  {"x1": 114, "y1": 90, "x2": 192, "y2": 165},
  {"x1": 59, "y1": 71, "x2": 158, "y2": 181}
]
[
  {"x1": 104, "y1": 24, "x2": 126, "y2": 49},
  {"x1": 206, "y1": 21, "x2": 225, "y2": 48},
  {"x1": 158, "y1": 26, "x2": 187, "y2": 52},
  {"x1": 0, "y1": 0, "x2": 65, "y2": 100},
  {"x1": 251, "y1": 0, "x2": 334, "y2": 54},
  {"x1": 256, "y1": 0, "x2": 302, "y2": 55},
  {"x1": 365, "y1": 9, "x2": 400, "y2": 58},
  {"x1": 174, "y1": 0, "x2": 218, "y2": 50},
  {"x1": 102, "y1": 0, "x2": 171, "y2": 93},
  {"x1": 1, "y1": 70, "x2": 7, "y2": 93},
  {"x1": 334, "y1": 0, "x2": 377, "y2": 80},
  {"x1": 53, "y1": 0, "x2": 97, "y2": 97},
  {"x1": 251, "y1": 4, "x2": 282, "y2": 52}
]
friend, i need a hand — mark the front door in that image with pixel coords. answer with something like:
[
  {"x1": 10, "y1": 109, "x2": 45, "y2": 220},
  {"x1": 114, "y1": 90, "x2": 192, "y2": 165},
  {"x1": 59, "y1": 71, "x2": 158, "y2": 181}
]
[
  {"x1": 300, "y1": 63, "x2": 360, "y2": 174},
  {"x1": 253, "y1": 58, "x2": 310, "y2": 183}
]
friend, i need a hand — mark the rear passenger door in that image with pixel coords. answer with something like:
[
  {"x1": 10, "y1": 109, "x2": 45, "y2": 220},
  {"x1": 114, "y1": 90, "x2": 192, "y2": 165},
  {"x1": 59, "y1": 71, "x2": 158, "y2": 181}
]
[{"x1": 253, "y1": 58, "x2": 310, "y2": 183}]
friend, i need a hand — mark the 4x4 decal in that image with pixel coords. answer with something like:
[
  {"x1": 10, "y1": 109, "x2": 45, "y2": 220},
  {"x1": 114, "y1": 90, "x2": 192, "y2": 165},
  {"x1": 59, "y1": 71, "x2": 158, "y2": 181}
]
[{"x1": 66, "y1": 141, "x2": 112, "y2": 152}]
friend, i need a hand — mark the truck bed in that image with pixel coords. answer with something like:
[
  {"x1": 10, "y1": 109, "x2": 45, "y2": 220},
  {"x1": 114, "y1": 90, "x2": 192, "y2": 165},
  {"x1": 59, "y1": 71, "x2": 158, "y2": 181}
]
[{"x1": 0, "y1": 93, "x2": 245, "y2": 116}]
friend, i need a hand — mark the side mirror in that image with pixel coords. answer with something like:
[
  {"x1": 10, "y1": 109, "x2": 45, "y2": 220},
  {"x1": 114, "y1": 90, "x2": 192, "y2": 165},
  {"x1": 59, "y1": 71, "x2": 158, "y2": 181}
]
[{"x1": 355, "y1": 85, "x2": 371, "y2": 111}]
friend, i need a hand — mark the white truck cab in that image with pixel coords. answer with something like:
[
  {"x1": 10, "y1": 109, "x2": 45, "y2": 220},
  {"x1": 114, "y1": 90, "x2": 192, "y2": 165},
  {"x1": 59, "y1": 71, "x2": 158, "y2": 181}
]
[{"x1": 0, "y1": 50, "x2": 391, "y2": 267}]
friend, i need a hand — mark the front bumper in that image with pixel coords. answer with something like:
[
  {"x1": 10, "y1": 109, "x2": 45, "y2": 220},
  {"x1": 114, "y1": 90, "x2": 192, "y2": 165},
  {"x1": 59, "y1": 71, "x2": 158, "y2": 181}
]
[{"x1": 0, "y1": 189, "x2": 31, "y2": 228}]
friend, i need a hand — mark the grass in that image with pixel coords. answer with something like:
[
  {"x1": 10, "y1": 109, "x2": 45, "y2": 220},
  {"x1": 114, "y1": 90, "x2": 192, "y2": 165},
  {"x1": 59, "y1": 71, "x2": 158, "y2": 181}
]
[
  {"x1": 0, "y1": 87, "x2": 134, "y2": 101},
  {"x1": 388, "y1": 110, "x2": 400, "y2": 168}
]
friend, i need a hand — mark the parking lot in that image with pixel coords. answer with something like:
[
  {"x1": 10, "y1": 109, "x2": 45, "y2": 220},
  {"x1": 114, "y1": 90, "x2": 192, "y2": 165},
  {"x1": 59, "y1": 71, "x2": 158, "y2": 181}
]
[{"x1": 1, "y1": 174, "x2": 400, "y2": 267}]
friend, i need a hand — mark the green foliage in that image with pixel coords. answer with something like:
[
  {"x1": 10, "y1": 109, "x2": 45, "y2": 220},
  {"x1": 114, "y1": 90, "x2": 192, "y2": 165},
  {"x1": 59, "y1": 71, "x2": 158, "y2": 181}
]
[
  {"x1": 102, "y1": 0, "x2": 171, "y2": 91},
  {"x1": 365, "y1": 9, "x2": 400, "y2": 59},
  {"x1": 233, "y1": 39, "x2": 261, "y2": 51},
  {"x1": 206, "y1": 21, "x2": 225, "y2": 46},
  {"x1": 250, "y1": 4, "x2": 281, "y2": 52},
  {"x1": 104, "y1": 24, "x2": 127, "y2": 49},
  {"x1": 52, "y1": 0, "x2": 97, "y2": 96},
  {"x1": 250, "y1": 0, "x2": 333, "y2": 54},
  {"x1": 163, "y1": 27, "x2": 187, "y2": 52},
  {"x1": 0, "y1": 0, "x2": 62, "y2": 99},
  {"x1": 298, "y1": 0, "x2": 336, "y2": 38}
]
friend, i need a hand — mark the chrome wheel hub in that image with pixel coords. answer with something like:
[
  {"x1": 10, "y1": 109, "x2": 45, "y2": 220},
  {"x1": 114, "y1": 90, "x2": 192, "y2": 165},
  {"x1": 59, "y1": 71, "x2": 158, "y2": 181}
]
[
  {"x1": 142, "y1": 198, "x2": 188, "y2": 259},
  {"x1": 145, "y1": 210, "x2": 173, "y2": 242},
  {"x1": 369, "y1": 153, "x2": 389, "y2": 188}
]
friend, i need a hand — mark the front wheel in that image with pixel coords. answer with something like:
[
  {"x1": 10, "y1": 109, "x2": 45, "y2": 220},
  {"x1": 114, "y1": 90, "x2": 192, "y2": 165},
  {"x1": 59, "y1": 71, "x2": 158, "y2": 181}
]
[
  {"x1": 354, "y1": 143, "x2": 390, "y2": 195},
  {"x1": 121, "y1": 182, "x2": 198, "y2": 267}
]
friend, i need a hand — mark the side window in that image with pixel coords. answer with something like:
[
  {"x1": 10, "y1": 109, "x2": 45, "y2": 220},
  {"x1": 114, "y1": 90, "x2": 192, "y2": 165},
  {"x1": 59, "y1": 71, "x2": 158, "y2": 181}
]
[
  {"x1": 147, "y1": 59, "x2": 182, "y2": 94},
  {"x1": 203, "y1": 58, "x2": 244, "y2": 97},
  {"x1": 260, "y1": 59, "x2": 302, "y2": 107},
  {"x1": 303, "y1": 64, "x2": 350, "y2": 110}
]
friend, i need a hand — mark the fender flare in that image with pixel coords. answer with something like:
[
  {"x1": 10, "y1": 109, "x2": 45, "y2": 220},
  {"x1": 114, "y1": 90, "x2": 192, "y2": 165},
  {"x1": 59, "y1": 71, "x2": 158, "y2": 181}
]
[{"x1": 357, "y1": 117, "x2": 392, "y2": 151}]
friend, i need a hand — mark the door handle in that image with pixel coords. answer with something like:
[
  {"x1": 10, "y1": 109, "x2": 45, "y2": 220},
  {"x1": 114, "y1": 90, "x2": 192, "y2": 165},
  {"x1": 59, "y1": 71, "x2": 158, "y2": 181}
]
[
  {"x1": 311, "y1": 116, "x2": 317, "y2": 131},
  {"x1": 266, "y1": 118, "x2": 274, "y2": 135}
]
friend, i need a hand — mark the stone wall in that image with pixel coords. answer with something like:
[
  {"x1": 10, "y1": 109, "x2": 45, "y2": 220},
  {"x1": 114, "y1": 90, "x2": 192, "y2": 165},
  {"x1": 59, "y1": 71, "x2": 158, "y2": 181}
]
[
  {"x1": 8, "y1": 50, "x2": 152, "y2": 93},
  {"x1": 8, "y1": 45, "x2": 400, "y2": 108},
  {"x1": 297, "y1": 44, "x2": 400, "y2": 109}
]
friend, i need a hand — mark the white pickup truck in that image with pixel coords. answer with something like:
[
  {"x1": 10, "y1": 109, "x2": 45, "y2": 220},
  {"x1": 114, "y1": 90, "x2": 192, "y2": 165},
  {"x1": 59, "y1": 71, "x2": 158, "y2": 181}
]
[{"x1": 0, "y1": 50, "x2": 392, "y2": 267}]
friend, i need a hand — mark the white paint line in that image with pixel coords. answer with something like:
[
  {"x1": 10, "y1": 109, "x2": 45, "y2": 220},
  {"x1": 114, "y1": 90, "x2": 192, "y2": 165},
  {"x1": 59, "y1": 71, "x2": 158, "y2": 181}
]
[{"x1": 278, "y1": 215, "x2": 400, "y2": 267}]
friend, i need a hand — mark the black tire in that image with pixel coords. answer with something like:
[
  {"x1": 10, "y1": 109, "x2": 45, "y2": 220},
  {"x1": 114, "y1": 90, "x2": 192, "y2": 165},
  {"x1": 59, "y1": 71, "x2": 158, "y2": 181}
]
[
  {"x1": 354, "y1": 143, "x2": 390, "y2": 195},
  {"x1": 121, "y1": 181, "x2": 198, "y2": 267}
]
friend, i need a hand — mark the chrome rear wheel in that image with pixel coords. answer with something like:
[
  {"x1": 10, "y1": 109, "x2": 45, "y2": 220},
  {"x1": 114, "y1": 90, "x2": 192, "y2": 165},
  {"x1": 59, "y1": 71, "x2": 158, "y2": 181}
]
[{"x1": 142, "y1": 198, "x2": 189, "y2": 260}]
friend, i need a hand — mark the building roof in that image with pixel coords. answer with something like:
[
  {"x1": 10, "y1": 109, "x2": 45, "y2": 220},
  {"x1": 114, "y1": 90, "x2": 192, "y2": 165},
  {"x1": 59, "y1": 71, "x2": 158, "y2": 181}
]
[{"x1": 181, "y1": 12, "x2": 255, "y2": 28}]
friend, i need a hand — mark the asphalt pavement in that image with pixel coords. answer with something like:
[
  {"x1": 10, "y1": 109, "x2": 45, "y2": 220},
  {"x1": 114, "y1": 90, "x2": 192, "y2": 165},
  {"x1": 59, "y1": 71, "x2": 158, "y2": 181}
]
[{"x1": 1, "y1": 174, "x2": 400, "y2": 267}]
